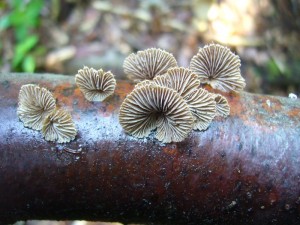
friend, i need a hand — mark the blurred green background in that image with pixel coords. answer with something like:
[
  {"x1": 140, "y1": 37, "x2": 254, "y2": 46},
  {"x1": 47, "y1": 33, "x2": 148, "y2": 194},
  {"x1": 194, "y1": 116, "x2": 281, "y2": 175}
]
[{"x1": 1, "y1": 0, "x2": 300, "y2": 96}]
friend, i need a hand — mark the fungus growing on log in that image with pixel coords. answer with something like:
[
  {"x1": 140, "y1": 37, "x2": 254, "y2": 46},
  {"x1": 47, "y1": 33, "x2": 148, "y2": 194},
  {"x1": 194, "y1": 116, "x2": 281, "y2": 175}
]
[
  {"x1": 185, "y1": 88, "x2": 216, "y2": 131},
  {"x1": 151, "y1": 67, "x2": 216, "y2": 130},
  {"x1": 17, "y1": 84, "x2": 56, "y2": 130},
  {"x1": 212, "y1": 93, "x2": 230, "y2": 118},
  {"x1": 75, "y1": 66, "x2": 116, "y2": 101},
  {"x1": 189, "y1": 43, "x2": 246, "y2": 92},
  {"x1": 123, "y1": 48, "x2": 178, "y2": 82},
  {"x1": 134, "y1": 79, "x2": 154, "y2": 89},
  {"x1": 42, "y1": 108, "x2": 77, "y2": 143},
  {"x1": 119, "y1": 84, "x2": 194, "y2": 143},
  {"x1": 153, "y1": 67, "x2": 200, "y2": 98}
]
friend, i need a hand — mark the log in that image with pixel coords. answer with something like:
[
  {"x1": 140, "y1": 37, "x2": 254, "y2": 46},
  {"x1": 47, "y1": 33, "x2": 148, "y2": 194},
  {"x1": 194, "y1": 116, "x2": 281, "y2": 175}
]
[{"x1": 0, "y1": 73, "x2": 300, "y2": 225}]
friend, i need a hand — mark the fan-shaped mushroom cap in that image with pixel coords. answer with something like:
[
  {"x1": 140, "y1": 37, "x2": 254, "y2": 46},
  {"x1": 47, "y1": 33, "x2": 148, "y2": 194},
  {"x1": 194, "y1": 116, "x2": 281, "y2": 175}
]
[
  {"x1": 119, "y1": 84, "x2": 194, "y2": 143},
  {"x1": 153, "y1": 67, "x2": 200, "y2": 98},
  {"x1": 190, "y1": 44, "x2": 246, "y2": 92},
  {"x1": 42, "y1": 108, "x2": 77, "y2": 143},
  {"x1": 75, "y1": 66, "x2": 116, "y2": 102},
  {"x1": 134, "y1": 80, "x2": 155, "y2": 89},
  {"x1": 212, "y1": 94, "x2": 230, "y2": 118},
  {"x1": 185, "y1": 88, "x2": 216, "y2": 131},
  {"x1": 123, "y1": 48, "x2": 178, "y2": 82},
  {"x1": 17, "y1": 84, "x2": 56, "y2": 130}
]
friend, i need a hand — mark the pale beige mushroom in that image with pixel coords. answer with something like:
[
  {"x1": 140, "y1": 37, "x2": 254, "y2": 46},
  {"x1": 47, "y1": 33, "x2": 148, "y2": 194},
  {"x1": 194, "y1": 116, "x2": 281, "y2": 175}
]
[
  {"x1": 185, "y1": 88, "x2": 216, "y2": 131},
  {"x1": 153, "y1": 67, "x2": 200, "y2": 98},
  {"x1": 123, "y1": 48, "x2": 178, "y2": 82},
  {"x1": 152, "y1": 68, "x2": 216, "y2": 130},
  {"x1": 212, "y1": 94, "x2": 230, "y2": 118},
  {"x1": 190, "y1": 43, "x2": 246, "y2": 92},
  {"x1": 17, "y1": 84, "x2": 56, "y2": 130},
  {"x1": 119, "y1": 84, "x2": 194, "y2": 143},
  {"x1": 134, "y1": 80, "x2": 155, "y2": 89},
  {"x1": 75, "y1": 66, "x2": 116, "y2": 101},
  {"x1": 42, "y1": 108, "x2": 77, "y2": 143}
]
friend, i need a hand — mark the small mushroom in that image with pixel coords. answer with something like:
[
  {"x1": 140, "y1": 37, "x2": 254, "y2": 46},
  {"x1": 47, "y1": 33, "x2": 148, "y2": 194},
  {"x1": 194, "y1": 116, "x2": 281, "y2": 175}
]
[
  {"x1": 119, "y1": 84, "x2": 194, "y2": 143},
  {"x1": 17, "y1": 84, "x2": 56, "y2": 130},
  {"x1": 190, "y1": 43, "x2": 246, "y2": 92},
  {"x1": 42, "y1": 108, "x2": 77, "y2": 143},
  {"x1": 123, "y1": 48, "x2": 178, "y2": 82},
  {"x1": 75, "y1": 66, "x2": 116, "y2": 101},
  {"x1": 134, "y1": 80, "x2": 155, "y2": 89},
  {"x1": 185, "y1": 88, "x2": 216, "y2": 131},
  {"x1": 153, "y1": 67, "x2": 200, "y2": 98},
  {"x1": 212, "y1": 94, "x2": 230, "y2": 118}
]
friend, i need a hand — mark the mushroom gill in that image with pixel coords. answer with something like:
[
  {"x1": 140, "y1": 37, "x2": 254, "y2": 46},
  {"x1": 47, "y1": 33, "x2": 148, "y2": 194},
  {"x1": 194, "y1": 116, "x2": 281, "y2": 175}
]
[
  {"x1": 134, "y1": 79, "x2": 154, "y2": 89},
  {"x1": 119, "y1": 84, "x2": 194, "y2": 143},
  {"x1": 75, "y1": 66, "x2": 116, "y2": 101},
  {"x1": 212, "y1": 94, "x2": 230, "y2": 118},
  {"x1": 123, "y1": 48, "x2": 178, "y2": 82},
  {"x1": 189, "y1": 43, "x2": 246, "y2": 92},
  {"x1": 185, "y1": 88, "x2": 216, "y2": 131},
  {"x1": 17, "y1": 84, "x2": 56, "y2": 130},
  {"x1": 151, "y1": 67, "x2": 215, "y2": 130},
  {"x1": 42, "y1": 108, "x2": 77, "y2": 143},
  {"x1": 153, "y1": 67, "x2": 200, "y2": 98}
]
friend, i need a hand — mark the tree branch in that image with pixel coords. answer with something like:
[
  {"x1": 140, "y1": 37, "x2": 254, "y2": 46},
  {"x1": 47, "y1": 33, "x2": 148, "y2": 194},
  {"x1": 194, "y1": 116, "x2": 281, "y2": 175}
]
[{"x1": 0, "y1": 73, "x2": 300, "y2": 224}]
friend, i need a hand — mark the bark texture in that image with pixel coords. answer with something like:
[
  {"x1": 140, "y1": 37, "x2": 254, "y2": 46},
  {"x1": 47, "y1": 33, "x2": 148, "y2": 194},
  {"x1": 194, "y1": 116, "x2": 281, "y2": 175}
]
[{"x1": 0, "y1": 73, "x2": 300, "y2": 225}]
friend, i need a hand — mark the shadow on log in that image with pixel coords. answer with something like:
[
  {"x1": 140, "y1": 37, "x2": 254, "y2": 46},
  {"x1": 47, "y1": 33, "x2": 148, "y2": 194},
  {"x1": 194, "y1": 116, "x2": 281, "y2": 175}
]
[{"x1": 0, "y1": 73, "x2": 300, "y2": 225}]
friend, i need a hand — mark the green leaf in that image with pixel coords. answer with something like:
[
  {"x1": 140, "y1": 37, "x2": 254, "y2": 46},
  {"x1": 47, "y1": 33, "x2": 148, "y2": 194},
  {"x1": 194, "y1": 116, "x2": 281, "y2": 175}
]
[
  {"x1": 12, "y1": 35, "x2": 38, "y2": 67},
  {"x1": 0, "y1": 14, "x2": 10, "y2": 30},
  {"x1": 22, "y1": 55, "x2": 36, "y2": 72},
  {"x1": 9, "y1": 0, "x2": 43, "y2": 28}
]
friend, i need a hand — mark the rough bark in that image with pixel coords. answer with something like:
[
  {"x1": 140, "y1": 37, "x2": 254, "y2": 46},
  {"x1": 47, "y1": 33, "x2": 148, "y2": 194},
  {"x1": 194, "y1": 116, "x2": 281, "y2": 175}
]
[{"x1": 0, "y1": 73, "x2": 300, "y2": 225}]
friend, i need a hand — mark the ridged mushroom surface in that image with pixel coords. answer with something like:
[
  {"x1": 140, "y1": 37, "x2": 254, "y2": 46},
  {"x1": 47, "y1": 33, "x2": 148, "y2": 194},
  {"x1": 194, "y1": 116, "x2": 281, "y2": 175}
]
[
  {"x1": 123, "y1": 48, "x2": 178, "y2": 82},
  {"x1": 17, "y1": 84, "x2": 56, "y2": 130},
  {"x1": 119, "y1": 84, "x2": 194, "y2": 143},
  {"x1": 185, "y1": 88, "x2": 216, "y2": 131},
  {"x1": 153, "y1": 67, "x2": 200, "y2": 98},
  {"x1": 213, "y1": 94, "x2": 230, "y2": 118},
  {"x1": 75, "y1": 66, "x2": 116, "y2": 101},
  {"x1": 134, "y1": 80, "x2": 154, "y2": 89},
  {"x1": 190, "y1": 44, "x2": 246, "y2": 92},
  {"x1": 42, "y1": 109, "x2": 77, "y2": 143}
]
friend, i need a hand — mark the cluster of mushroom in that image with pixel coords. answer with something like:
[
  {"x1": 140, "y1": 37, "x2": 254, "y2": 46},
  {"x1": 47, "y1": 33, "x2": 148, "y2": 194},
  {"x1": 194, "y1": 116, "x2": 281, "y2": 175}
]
[
  {"x1": 17, "y1": 84, "x2": 77, "y2": 143},
  {"x1": 17, "y1": 66, "x2": 116, "y2": 144},
  {"x1": 119, "y1": 44, "x2": 245, "y2": 143}
]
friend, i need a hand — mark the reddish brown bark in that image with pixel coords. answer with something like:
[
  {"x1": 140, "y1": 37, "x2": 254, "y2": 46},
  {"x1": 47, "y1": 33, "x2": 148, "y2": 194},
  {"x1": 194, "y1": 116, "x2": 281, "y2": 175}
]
[{"x1": 0, "y1": 73, "x2": 300, "y2": 224}]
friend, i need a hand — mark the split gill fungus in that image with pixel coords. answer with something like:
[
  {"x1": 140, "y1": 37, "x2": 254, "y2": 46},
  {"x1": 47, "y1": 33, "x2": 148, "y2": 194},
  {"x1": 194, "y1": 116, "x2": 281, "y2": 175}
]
[
  {"x1": 75, "y1": 66, "x2": 116, "y2": 102},
  {"x1": 119, "y1": 83, "x2": 194, "y2": 143},
  {"x1": 152, "y1": 67, "x2": 200, "y2": 99},
  {"x1": 17, "y1": 84, "x2": 56, "y2": 130},
  {"x1": 190, "y1": 43, "x2": 246, "y2": 92},
  {"x1": 123, "y1": 48, "x2": 178, "y2": 82},
  {"x1": 42, "y1": 108, "x2": 77, "y2": 143},
  {"x1": 152, "y1": 67, "x2": 217, "y2": 131},
  {"x1": 212, "y1": 93, "x2": 230, "y2": 118},
  {"x1": 185, "y1": 88, "x2": 216, "y2": 131}
]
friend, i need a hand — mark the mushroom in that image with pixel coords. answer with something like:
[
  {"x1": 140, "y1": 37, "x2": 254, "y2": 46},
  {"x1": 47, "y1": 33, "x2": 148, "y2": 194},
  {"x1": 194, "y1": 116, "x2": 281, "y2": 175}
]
[
  {"x1": 153, "y1": 67, "x2": 200, "y2": 98},
  {"x1": 17, "y1": 84, "x2": 56, "y2": 130},
  {"x1": 42, "y1": 108, "x2": 77, "y2": 143},
  {"x1": 189, "y1": 43, "x2": 246, "y2": 92},
  {"x1": 119, "y1": 84, "x2": 194, "y2": 143},
  {"x1": 185, "y1": 88, "x2": 216, "y2": 131},
  {"x1": 151, "y1": 67, "x2": 215, "y2": 130},
  {"x1": 75, "y1": 66, "x2": 116, "y2": 101},
  {"x1": 134, "y1": 79, "x2": 154, "y2": 89},
  {"x1": 212, "y1": 94, "x2": 230, "y2": 118},
  {"x1": 123, "y1": 48, "x2": 178, "y2": 82}
]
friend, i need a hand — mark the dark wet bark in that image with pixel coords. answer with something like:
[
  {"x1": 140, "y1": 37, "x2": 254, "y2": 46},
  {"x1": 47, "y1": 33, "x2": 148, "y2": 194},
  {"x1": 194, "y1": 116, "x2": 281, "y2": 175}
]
[{"x1": 0, "y1": 73, "x2": 300, "y2": 225}]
